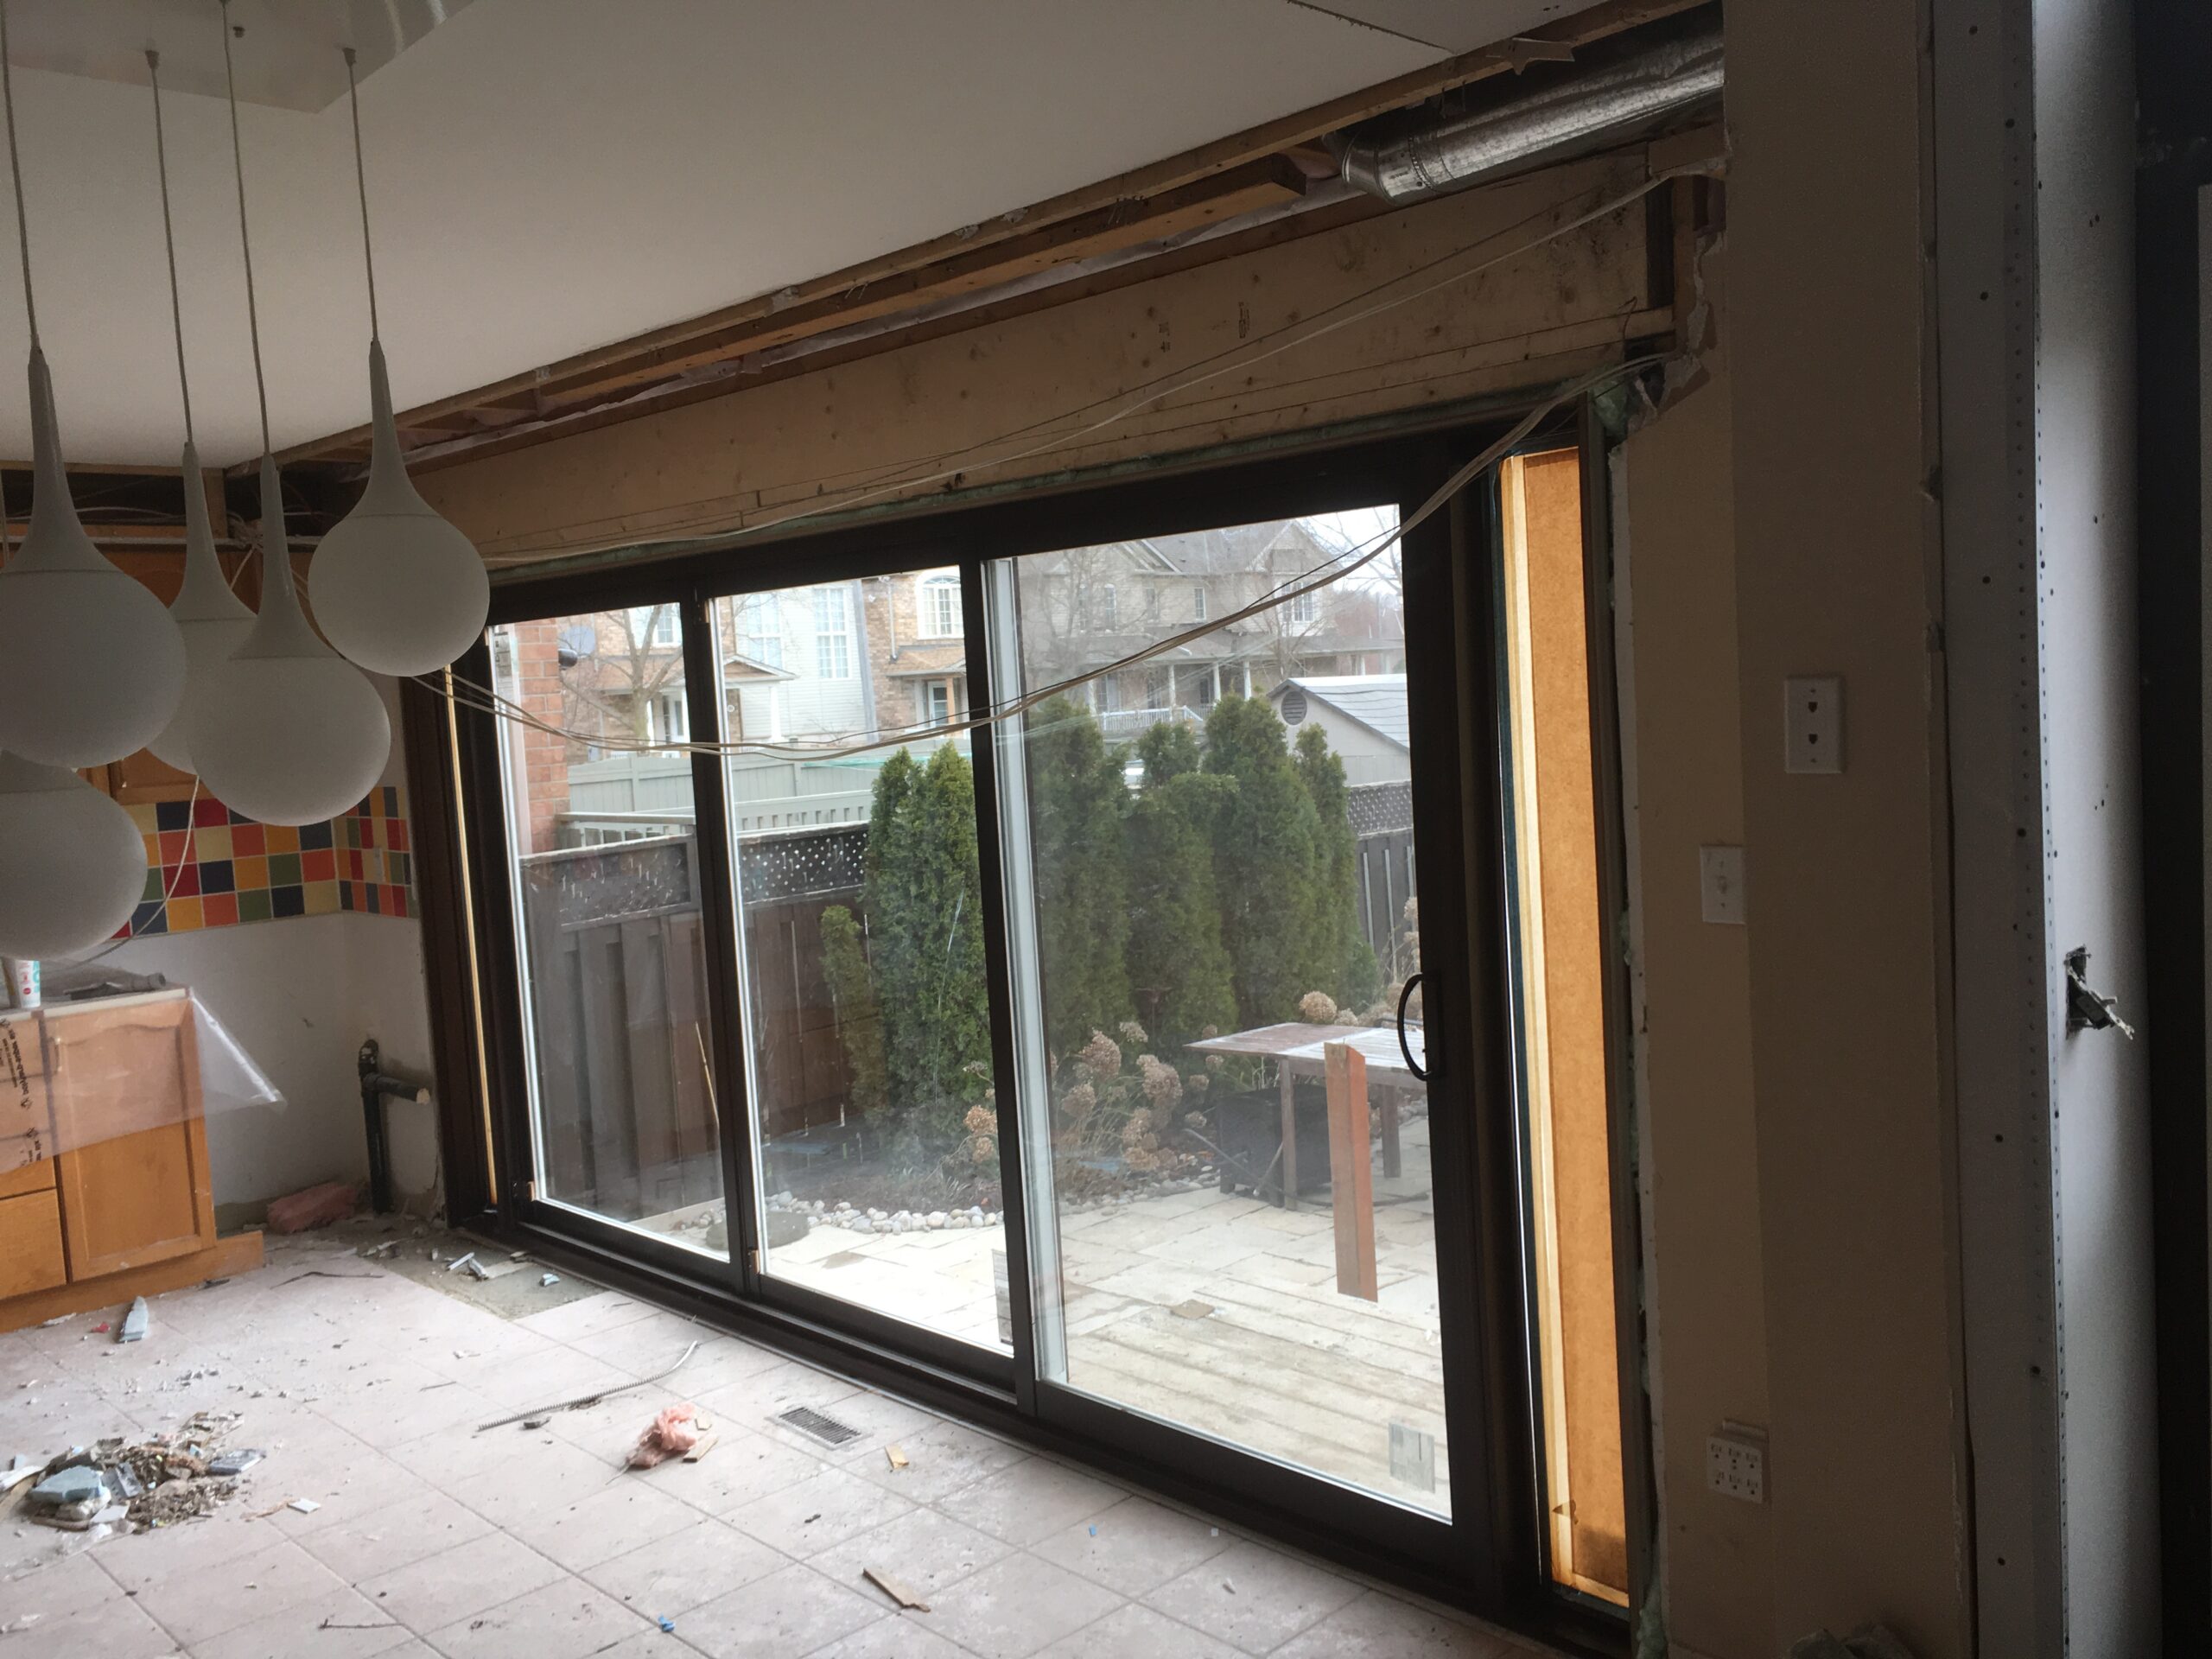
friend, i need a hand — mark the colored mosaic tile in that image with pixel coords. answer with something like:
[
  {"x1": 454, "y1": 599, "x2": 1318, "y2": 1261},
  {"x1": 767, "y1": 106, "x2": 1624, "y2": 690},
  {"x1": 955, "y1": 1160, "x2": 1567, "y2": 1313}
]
[{"x1": 111, "y1": 785, "x2": 416, "y2": 942}]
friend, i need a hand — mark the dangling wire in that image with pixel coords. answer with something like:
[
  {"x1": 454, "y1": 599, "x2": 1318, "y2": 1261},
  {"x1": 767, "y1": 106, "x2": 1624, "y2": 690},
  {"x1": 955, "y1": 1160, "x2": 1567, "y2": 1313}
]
[
  {"x1": 144, "y1": 50, "x2": 194, "y2": 448},
  {"x1": 340, "y1": 46, "x2": 378, "y2": 343},
  {"x1": 0, "y1": 0, "x2": 38, "y2": 350},
  {"x1": 217, "y1": 0, "x2": 270, "y2": 456}
]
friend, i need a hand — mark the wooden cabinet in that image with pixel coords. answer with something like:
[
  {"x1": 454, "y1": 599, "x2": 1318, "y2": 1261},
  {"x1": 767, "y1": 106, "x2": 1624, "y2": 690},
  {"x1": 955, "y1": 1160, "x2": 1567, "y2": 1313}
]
[{"x1": 0, "y1": 991, "x2": 256, "y2": 1332}]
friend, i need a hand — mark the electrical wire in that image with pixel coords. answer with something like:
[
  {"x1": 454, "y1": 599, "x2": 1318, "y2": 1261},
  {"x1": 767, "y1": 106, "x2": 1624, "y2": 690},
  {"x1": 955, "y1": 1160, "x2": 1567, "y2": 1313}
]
[
  {"x1": 145, "y1": 50, "x2": 194, "y2": 449},
  {"x1": 340, "y1": 46, "x2": 379, "y2": 343},
  {"x1": 0, "y1": 0, "x2": 37, "y2": 350},
  {"x1": 217, "y1": 0, "x2": 271, "y2": 457}
]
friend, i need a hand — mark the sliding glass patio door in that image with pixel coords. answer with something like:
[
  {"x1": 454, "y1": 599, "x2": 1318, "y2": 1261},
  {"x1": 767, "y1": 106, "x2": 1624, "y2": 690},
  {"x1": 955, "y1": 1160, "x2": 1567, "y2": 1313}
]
[
  {"x1": 460, "y1": 430, "x2": 1636, "y2": 1630},
  {"x1": 983, "y1": 505, "x2": 1459, "y2": 1517}
]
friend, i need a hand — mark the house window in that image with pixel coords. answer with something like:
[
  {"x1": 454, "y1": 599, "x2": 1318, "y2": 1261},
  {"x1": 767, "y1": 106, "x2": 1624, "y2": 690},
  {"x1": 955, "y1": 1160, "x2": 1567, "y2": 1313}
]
[
  {"x1": 919, "y1": 575, "x2": 963, "y2": 639},
  {"x1": 1287, "y1": 589, "x2": 1319, "y2": 626},
  {"x1": 630, "y1": 604, "x2": 679, "y2": 648},
  {"x1": 1193, "y1": 588, "x2": 1208, "y2": 623},
  {"x1": 813, "y1": 586, "x2": 852, "y2": 678},
  {"x1": 739, "y1": 593, "x2": 784, "y2": 671},
  {"x1": 1098, "y1": 585, "x2": 1117, "y2": 628}
]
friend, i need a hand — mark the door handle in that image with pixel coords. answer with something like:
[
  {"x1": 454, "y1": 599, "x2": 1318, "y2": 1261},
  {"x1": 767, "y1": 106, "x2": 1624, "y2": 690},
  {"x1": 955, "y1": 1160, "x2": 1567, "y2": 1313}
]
[{"x1": 1396, "y1": 973, "x2": 1427, "y2": 1081}]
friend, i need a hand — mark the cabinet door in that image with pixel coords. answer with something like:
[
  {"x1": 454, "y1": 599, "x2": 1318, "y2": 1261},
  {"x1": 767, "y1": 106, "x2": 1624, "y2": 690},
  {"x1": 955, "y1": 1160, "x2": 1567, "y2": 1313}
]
[
  {"x1": 0, "y1": 1190, "x2": 67, "y2": 1298},
  {"x1": 47, "y1": 998, "x2": 215, "y2": 1280}
]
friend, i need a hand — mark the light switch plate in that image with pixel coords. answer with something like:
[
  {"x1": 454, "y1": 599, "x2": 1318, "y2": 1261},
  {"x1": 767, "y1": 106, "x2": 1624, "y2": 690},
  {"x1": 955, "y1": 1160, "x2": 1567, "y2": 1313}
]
[
  {"x1": 1700, "y1": 846, "x2": 1746, "y2": 925},
  {"x1": 1783, "y1": 677, "x2": 1843, "y2": 774}
]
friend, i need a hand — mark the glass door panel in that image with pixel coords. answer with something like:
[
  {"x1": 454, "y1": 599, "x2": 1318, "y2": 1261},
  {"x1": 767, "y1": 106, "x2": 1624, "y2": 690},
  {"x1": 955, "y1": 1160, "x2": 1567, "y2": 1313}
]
[
  {"x1": 487, "y1": 605, "x2": 728, "y2": 1257},
  {"x1": 713, "y1": 575, "x2": 1010, "y2": 1352},
  {"x1": 992, "y1": 509, "x2": 1452, "y2": 1516}
]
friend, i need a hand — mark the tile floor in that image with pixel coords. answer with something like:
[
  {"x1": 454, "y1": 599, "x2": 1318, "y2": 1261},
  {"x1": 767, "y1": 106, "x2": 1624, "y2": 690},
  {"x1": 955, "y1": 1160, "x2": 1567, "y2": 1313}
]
[{"x1": 0, "y1": 1230, "x2": 1553, "y2": 1658}]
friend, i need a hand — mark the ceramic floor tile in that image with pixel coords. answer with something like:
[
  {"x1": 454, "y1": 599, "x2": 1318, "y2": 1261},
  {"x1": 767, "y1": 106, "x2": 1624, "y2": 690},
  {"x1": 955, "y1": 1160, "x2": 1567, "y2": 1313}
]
[
  {"x1": 6, "y1": 1585, "x2": 182, "y2": 1659},
  {"x1": 848, "y1": 1416, "x2": 1027, "y2": 1504},
  {"x1": 1030, "y1": 1494, "x2": 1235, "y2": 1597},
  {"x1": 1033, "y1": 1602, "x2": 1245, "y2": 1659},
  {"x1": 811, "y1": 1505, "x2": 1015, "y2": 1605},
  {"x1": 188, "y1": 1584, "x2": 414, "y2": 1659},
  {"x1": 907, "y1": 1552, "x2": 1124, "y2": 1659},
  {"x1": 641, "y1": 1424, "x2": 827, "y2": 1518},
  {"x1": 502, "y1": 1477, "x2": 705, "y2": 1573},
  {"x1": 125, "y1": 1537, "x2": 343, "y2": 1647},
  {"x1": 723, "y1": 1466, "x2": 915, "y2": 1559},
  {"x1": 297, "y1": 1489, "x2": 497, "y2": 1585},
  {"x1": 355, "y1": 1528, "x2": 565, "y2": 1632},
  {"x1": 582, "y1": 1516, "x2": 787, "y2": 1619},
  {"x1": 935, "y1": 1456, "x2": 1128, "y2": 1544},
  {"x1": 422, "y1": 1575, "x2": 649, "y2": 1659},
  {"x1": 675, "y1": 1561, "x2": 888, "y2": 1659},
  {"x1": 800, "y1": 1615, "x2": 973, "y2": 1659},
  {"x1": 1141, "y1": 1540, "x2": 1361, "y2": 1656},
  {"x1": 0, "y1": 1550, "x2": 110, "y2": 1625},
  {"x1": 1268, "y1": 1588, "x2": 1524, "y2": 1658},
  {"x1": 512, "y1": 1293, "x2": 662, "y2": 1344}
]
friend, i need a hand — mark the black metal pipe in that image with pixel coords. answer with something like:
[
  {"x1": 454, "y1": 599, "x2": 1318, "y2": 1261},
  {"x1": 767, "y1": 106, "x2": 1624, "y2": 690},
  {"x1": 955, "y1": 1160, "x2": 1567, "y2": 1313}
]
[{"x1": 358, "y1": 1036, "x2": 429, "y2": 1216}]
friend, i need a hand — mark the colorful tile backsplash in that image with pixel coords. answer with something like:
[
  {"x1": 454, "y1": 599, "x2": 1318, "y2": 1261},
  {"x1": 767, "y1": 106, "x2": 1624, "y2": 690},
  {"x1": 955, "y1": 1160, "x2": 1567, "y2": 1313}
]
[{"x1": 117, "y1": 786, "x2": 416, "y2": 938}]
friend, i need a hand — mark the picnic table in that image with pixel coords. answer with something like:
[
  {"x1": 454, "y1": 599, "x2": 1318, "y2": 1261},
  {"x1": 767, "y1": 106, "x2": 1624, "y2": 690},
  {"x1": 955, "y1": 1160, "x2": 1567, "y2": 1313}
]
[{"x1": 1188, "y1": 1020, "x2": 1427, "y2": 1300}]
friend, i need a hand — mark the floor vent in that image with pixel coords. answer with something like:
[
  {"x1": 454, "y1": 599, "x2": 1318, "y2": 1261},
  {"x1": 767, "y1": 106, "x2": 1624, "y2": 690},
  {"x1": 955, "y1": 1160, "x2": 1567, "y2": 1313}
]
[{"x1": 778, "y1": 1405, "x2": 862, "y2": 1446}]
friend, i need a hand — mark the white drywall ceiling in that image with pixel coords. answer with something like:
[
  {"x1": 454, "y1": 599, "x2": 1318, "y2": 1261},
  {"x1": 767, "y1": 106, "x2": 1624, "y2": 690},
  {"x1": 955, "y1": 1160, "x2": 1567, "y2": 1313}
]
[{"x1": 0, "y1": 0, "x2": 1563, "y2": 466}]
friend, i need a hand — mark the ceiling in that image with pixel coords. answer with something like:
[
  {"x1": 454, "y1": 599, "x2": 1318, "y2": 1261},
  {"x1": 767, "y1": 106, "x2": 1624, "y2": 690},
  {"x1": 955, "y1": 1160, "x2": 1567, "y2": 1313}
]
[{"x1": 0, "y1": 0, "x2": 1574, "y2": 467}]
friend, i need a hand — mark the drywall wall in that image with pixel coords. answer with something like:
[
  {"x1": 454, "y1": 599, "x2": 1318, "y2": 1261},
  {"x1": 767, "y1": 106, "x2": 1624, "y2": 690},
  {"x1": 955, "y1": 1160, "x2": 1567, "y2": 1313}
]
[
  {"x1": 1724, "y1": 0, "x2": 1970, "y2": 1651},
  {"x1": 85, "y1": 674, "x2": 439, "y2": 1213},
  {"x1": 1617, "y1": 247, "x2": 1777, "y2": 1659},
  {"x1": 416, "y1": 147, "x2": 1669, "y2": 564}
]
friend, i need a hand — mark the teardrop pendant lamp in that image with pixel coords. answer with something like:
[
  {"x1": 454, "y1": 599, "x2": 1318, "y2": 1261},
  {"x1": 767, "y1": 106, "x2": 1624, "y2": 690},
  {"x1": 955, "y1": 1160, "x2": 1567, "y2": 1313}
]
[
  {"x1": 308, "y1": 45, "x2": 486, "y2": 677},
  {"x1": 0, "y1": 750, "x2": 147, "y2": 958},
  {"x1": 183, "y1": 1, "x2": 388, "y2": 827},
  {"x1": 143, "y1": 48, "x2": 252, "y2": 775},
  {"x1": 0, "y1": 3, "x2": 184, "y2": 768}
]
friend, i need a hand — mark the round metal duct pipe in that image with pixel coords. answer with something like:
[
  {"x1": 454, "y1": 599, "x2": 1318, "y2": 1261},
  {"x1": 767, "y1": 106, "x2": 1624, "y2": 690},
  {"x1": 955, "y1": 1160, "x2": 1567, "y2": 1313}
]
[{"x1": 1338, "y1": 23, "x2": 1724, "y2": 204}]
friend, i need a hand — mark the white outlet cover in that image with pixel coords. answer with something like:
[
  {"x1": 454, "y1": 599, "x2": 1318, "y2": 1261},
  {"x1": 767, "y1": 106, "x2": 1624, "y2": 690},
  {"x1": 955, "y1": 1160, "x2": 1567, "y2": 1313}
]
[
  {"x1": 1699, "y1": 846, "x2": 1747, "y2": 925},
  {"x1": 1707, "y1": 1431, "x2": 1766, "y2": 1503},
  {"x1": 1783, "y1": 676, "x2": 1844, "y2": 774}
]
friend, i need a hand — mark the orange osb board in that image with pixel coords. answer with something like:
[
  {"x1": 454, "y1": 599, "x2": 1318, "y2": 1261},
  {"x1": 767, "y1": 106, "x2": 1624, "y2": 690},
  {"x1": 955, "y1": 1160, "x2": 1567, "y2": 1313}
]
[{"x1": 1500, "y1": 446, "x2": 1629, "y2": 1605}]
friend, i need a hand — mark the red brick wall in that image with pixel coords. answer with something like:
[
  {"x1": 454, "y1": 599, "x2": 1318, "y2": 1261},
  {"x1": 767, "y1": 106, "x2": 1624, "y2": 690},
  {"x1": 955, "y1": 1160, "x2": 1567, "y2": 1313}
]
[{"x1": 511, "y1": 619, "x2": 570, "y2": 855}]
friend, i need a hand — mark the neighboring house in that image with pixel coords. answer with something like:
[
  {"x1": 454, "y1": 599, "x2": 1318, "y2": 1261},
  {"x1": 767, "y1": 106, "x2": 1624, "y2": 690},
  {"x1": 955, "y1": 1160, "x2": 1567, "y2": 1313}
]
[
  {"x1": 1017, "y1": 520, "x2": 1404, "y2": 737},
  {"x1": 1269, "y1": 674, "x2": 1410, "y2": 785},
  {"x1": 861, "y1": 568, "x2": 969, "y2": 737}
]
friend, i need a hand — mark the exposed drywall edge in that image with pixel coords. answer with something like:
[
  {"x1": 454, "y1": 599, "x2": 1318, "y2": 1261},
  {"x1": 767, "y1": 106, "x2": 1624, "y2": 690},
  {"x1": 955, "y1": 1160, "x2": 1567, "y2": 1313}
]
[{"x1": 1929, "y1": 1, "x2": 2066, "y2": 1650}]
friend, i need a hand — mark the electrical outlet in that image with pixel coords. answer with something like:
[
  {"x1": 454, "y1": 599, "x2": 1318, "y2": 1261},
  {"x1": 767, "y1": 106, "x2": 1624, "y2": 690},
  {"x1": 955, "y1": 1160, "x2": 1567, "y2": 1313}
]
[
  {"x1": 1783, "y1": 676, "x2": 1843, "y2": 774},
  {"x1": 1707, "y1": 1428, "x2": 1765, "y2": 1503}
]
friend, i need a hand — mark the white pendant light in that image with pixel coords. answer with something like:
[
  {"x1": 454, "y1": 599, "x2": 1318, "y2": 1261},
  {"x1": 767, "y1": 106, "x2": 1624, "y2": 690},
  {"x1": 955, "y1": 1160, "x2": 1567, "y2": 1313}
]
[
  {"x1": 0, "y1": 752, "x2": 148, "y2": 959},
  {"x1": 0, "y1": 7, "x2": 184, "y2": 768},
  {"x1": 143, "y1": 53, "x2": 251, "y2": 775},
  {"x1": 182, "y1": 7, "x2": 387, "y2": 827},
  {"x1": 308, "y1": 47, "x2": 486, "y2": 677}
]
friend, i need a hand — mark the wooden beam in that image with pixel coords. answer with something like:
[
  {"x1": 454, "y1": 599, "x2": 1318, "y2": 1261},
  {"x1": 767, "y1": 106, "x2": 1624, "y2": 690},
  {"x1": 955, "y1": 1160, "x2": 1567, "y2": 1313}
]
[{"x1": 270, "y1": 0, "x2": 1709, "y2": 471}]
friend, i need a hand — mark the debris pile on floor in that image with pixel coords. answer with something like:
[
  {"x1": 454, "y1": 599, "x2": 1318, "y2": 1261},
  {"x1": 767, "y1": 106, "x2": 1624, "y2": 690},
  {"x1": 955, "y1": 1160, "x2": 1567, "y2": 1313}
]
[
  {"x1": 13, "y1": 1411, "x2": 257, "y2": 1535},
  {"x1": 626, "y1": 1404, "x2": 703, "y2": 1468}
]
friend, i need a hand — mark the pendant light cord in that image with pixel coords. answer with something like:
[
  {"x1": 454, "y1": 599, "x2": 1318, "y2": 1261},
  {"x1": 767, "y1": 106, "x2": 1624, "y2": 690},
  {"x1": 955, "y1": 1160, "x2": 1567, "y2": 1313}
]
[
  {"x1": 340, "y1": 47, "x2": 378, "y2": 342},
  {"x1": 217, "y1": 0, "x2": 271, "y2": 457},
  {"x1": 0, "y1": 1, "x2": 38, "y2": 350},
  {"x1": 144, "y1": 50, "x2": 194, "y2": 448}
]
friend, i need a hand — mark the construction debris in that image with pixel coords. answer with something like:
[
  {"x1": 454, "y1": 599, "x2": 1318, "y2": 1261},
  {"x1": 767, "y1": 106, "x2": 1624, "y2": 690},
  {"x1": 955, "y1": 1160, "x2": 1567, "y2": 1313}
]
[
  {"x1": 9, "y1": 1411, "x2": 264, "y2": 1534},
  {"x1": 885, "y1": 1444, "x2": 909, "y2": 1471},
  {"x1": 206, "y1": 1449, "x2": 264, "y2": 1478},
  {"x1": 447, "y1": 1250, "x2": 480, "y2": 1275},
  {"x1": 863, "y1": 1566, "x2": 931, "y2": 1611},
  {"x1": 683, "y1": 1433, "x2": 718, "y2": 1463},
  {"x1": 267, "y1": 1180, "x2": 359, "y2": 1234},
  {"x1": 477, "y1": 1339, "x2": 699, "y2": 1432},
  {"x1": 117, "y1": 1298, "x2": 149, "y2": 1344},
  {"x1": 628, "y1": 1405, "x2": 702, "y2": 1469}
]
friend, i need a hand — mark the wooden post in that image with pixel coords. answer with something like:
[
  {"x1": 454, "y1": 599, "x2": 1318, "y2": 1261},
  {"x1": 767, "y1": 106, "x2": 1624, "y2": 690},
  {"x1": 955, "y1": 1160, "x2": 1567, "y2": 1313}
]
[
  {"x1": 1325, "y1": 1041, "x2": 1377, "y2": 1300},
  {"x1": 1278, "y1": 1062, "x2": 1299, "y2": 1211}
]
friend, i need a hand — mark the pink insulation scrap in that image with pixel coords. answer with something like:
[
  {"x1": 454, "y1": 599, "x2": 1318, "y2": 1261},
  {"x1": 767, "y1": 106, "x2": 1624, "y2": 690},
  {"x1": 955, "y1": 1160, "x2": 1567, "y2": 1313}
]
[
  {"x1": 628, "y1": 1404, "x2": 700, "y2": 1468},
  {"x1": 266, "y1": 1181, "x2": 360, "y2": 1234}
]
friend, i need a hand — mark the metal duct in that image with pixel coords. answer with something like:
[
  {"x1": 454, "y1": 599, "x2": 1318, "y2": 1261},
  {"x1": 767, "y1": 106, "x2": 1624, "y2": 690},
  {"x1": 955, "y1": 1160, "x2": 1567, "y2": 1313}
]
[{"x1": 1338, "y1": 23, "x2": 1724, "y2": 204}]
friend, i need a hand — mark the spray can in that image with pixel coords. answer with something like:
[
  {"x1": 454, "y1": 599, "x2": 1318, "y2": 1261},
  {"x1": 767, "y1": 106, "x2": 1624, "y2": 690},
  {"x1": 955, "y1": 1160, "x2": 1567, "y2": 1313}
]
[{"x1": 3, "y1": 959, "x2": 38, "y2": 1010}]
